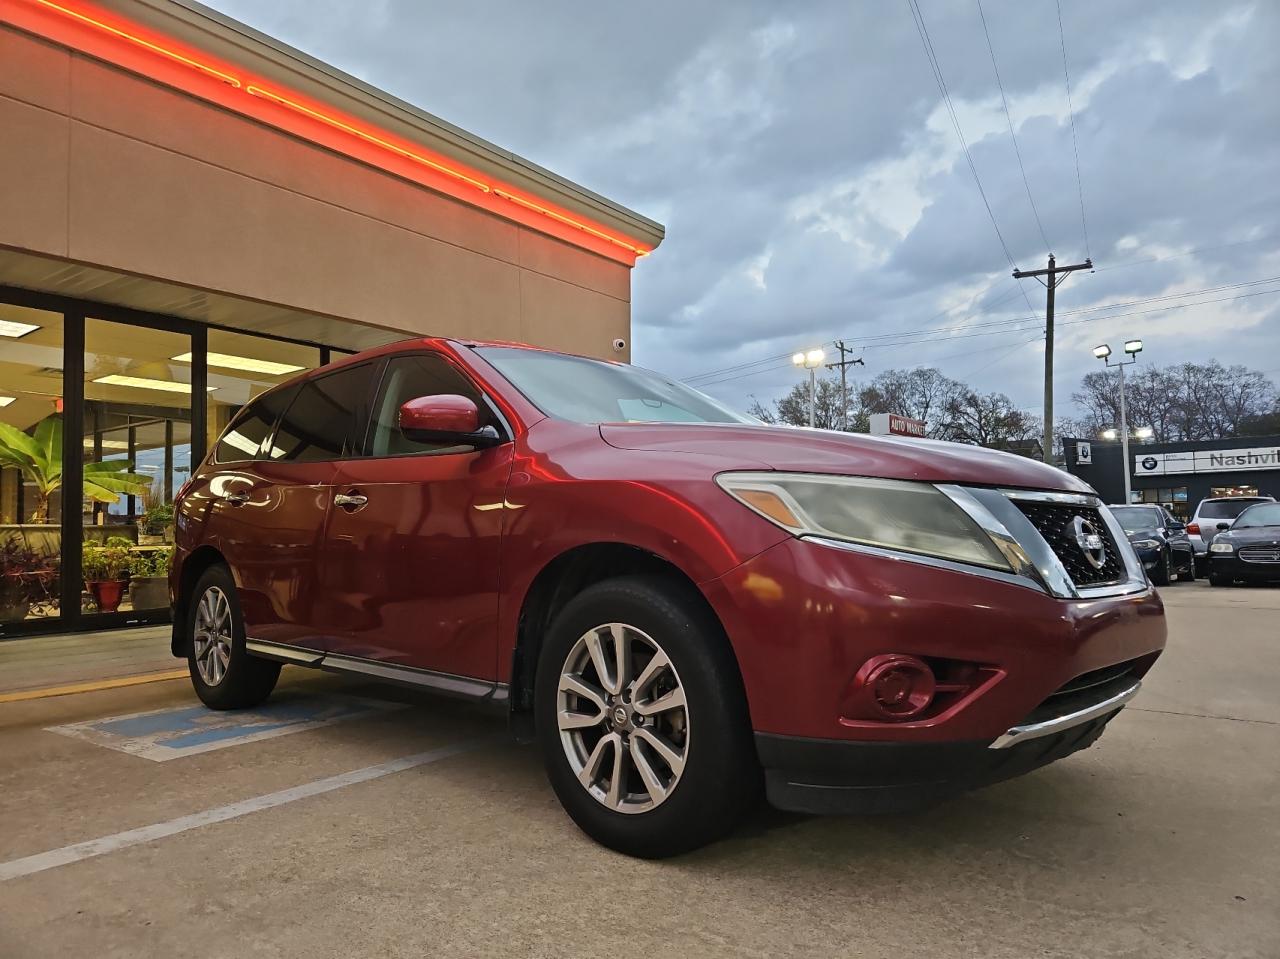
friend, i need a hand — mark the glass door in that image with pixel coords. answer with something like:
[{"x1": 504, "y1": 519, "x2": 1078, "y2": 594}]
[
  {"x1": 81, "y1": 318, "x2": 194, "y2": 621},
  {"x1": 0, "y1": 304, "x2": 66, "y2": 634}
]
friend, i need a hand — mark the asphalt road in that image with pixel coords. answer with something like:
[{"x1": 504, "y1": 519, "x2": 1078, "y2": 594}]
[{"x1": 1, "y1": 580, "x2": 1276, "y2": 959}]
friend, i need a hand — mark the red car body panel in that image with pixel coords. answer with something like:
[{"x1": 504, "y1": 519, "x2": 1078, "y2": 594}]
[
  {"x1": 701, "y1": 537, "x2": 1164, "y2": 742},
  {"x1": 172, "y1": 337, "x2": 1167, "y2": 783}
]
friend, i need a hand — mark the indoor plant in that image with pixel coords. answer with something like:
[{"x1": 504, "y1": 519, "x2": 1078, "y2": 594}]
[
  {"x1": 0, "y1": 535, "x2": 52, "y2": 622},
  {"x1": 127, "y1": 547, "x2": 172, "y2": 611},
  {"x1": 82, "y1": 536, "x2": 133, "y2": 613},
  {"x1": 0, "y1": 415, "x2": 151, "y2": 523},
  {"x1": 137, "y1": 502, "x2": 175, "y2": 545}
]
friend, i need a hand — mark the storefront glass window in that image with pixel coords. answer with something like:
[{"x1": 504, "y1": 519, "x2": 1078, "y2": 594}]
[
  {"x1": 83, "y1": 319, "x2": 193, "y2": 613},
  {"x1": 0, "y1": 305, "x2": 65, "y2": 627},
  {"x1": 204, "y1": 329, "x2": 319, "y2": 454}
]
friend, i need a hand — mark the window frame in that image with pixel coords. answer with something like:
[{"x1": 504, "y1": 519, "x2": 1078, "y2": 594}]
[
  {"x1": 211, "y1": 382, "x2": 301, "y2": 466},
  {"x1": 261, "y1": 361, "x2": 380, "y2": 465},
  {"x1": 358, "y1": 351, "x2": 512, "y2": 460}
]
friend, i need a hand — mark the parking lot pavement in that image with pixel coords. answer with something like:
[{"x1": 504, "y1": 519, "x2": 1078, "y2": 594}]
[{"x1": 1, "y1": 582, "x2": 1277, "y2": 959}]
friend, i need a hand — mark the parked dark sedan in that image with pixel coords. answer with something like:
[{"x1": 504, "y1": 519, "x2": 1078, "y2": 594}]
[
  {"x1": 1208, "y1": 502, "x2": 1280, "y2": 585},
  {"x1": 1108, "y1": 505, "x2": 1196, "y2": 585}
]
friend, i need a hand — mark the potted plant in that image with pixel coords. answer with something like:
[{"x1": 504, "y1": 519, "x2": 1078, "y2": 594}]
[
  {"x1": 137, "y1": 503, "x2": 175, "y2": 546},
  {"x1": 127, "y1": 547, "x2": 172, "y2": 611},
  {"x1": 0, "y1": 415, "x2": 151, "y2": 523},
  {"x1": 83, "y1": 536, "x2": 132, "y2": 613},
  {"x1": 0, "y1": 535, "x2": 49, "y2": 622}
]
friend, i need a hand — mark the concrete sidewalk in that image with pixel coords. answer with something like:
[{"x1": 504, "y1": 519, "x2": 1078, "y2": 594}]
[{"x1": 0, "y1": 626, "x2": 178, "y2": 697}]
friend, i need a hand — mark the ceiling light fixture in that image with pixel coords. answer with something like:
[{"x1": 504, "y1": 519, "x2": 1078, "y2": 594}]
[
  {"x1": 0, "y1": 320, "x2": 41, "y2": 338},
  {"x1": 172, "y1": 351, "x2": 305, "y2": 376},
  {"x1": 92, "y1": 374, "x2": 215, "y2": 394}
]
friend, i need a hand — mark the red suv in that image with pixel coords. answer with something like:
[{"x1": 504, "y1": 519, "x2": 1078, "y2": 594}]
[{"x1": 170, "y1": 338, "x2": 1166, "y2": 857}]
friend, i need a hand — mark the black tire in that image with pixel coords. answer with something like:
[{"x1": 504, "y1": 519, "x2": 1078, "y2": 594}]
[
  {"x1": 1151, "y1": 550, "x2": 1172, "y2": 586},
  {"x1": 1182, "y1": 553, "x2": 1196, "y2": 582},
  {"x1": 534, "y1": 574, "x2": 760, "y2": 858},
  {"x1": 185, "y1": 565, "x2": 281, "y2": 710},
  {"x1": 1209, "y1": 571, "x2": 1230, "y2": 587}
]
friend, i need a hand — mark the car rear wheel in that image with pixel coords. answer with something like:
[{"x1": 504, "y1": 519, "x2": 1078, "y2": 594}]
[
  {"x1": 1182, "y1": 553, "x2": 1196, "y2": 582},
  {"x1": 186, "y1": 565, "x2": 280, "y2": 710},
  {"x1": 1208, "y1": 571, "x2": 1231, "y2": 587},
  {"x1": 535, "y1": 575, "x2": 759, "y2": 858}
]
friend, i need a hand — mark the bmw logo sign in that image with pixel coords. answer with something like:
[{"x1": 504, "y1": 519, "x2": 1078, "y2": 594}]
[{"x1": 1141, "y1": 456, "x2": 1158, "y2": 471}]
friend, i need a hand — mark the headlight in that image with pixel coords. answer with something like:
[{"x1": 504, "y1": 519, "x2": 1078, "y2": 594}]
[
  {"x1": 1210, "y1": 542, "x2": 1235, "y2": 553},
  {"x1": 716, "y1": 471, "x2": 1011, "y2": 570},
  {"x1": 1132, "y1": 539, "x2": 1160, "y2": 550}
]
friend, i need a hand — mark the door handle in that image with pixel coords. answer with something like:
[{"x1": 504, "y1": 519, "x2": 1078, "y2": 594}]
[
  {"x1": 334, "y1": 492, "x2": 368, "y2": 509},
  {"x1": 223, "y1": 492, "x2": 249, "y2": 506}
]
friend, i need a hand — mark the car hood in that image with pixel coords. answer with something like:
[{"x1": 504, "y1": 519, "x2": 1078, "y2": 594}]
[
  {"x1": 1215, "y1": 525, "x2": 1280, "y2": 546},
  {"x1": 599, "y1": 423, "x2": 1093, "y2": 493}
]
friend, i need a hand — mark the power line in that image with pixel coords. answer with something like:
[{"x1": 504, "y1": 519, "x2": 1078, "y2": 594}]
[
  {"x1": 976, "y1": 0, "x2": 1051, "y2": 253},
  {"x1": 1056, "y1": 0, "x2": 1091, "y2": 259},
  {"x1": 906, "y1": 0, "x2": 1024, "y2": 277},
  {"x1": 692, "y1": 283, "x2": 1280, "y2": 390}
]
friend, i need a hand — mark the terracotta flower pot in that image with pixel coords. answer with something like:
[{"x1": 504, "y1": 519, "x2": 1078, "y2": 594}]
[{"x1": 87, "y1": 579, "x2": 127, "y2": 613}]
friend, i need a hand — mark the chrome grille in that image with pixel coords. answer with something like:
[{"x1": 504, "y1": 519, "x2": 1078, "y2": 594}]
[
  {"x1": 1012, "y1": 501, "x2": 1127, "y2": 587},
  {"x1": 1239, "y1": 545, "x2": 1280, "y2": 564}
]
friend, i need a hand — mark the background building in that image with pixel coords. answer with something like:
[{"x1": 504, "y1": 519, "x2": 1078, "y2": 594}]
[
  {"x1": 1063, "y1": 435, "x2": 1280, "y2": 517},
  {"x1": 0, "y1": 0, "x2": 663, "y2": 637}
]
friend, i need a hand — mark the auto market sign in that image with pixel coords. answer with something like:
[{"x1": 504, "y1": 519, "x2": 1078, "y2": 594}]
[
  {"x1": 1135, "y1": 445, "x2": 1280, "y2": 476},
  {"x1": 869, "y1": 413, "x2": 927, "y2": 438}
]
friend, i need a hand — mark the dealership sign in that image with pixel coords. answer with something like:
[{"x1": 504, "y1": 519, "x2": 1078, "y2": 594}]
[
  {"x1": 870, "y1": 413, "x2": 927, "y2": 438},
  {"x1": 1134, "y1": 446, "x2": 1280, "y2": 476}
]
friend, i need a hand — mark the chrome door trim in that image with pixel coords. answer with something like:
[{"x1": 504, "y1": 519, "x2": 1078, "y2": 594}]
[
  {"x1": 245, "y1": 638, "x2": 324, "y2": 666},
  {"x1": 989, "y1": 680, "x2": 1141, "y2": 749},
  {"x1": 244, "y1": 638, "x2": 508, "y2": 703}
]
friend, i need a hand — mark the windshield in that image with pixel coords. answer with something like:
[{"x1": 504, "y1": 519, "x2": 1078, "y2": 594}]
[
  {"x1": 1233, "y1": 503, "x2": 1280, "y2": 528},
  {"x1": 476, "y1": 347, "x2": 757, "y2": 426},
  {"x1": 1110, "y1": 506, "x2": 1161, "y2": 533},
  {"x1": 1198, "y1": 498, "x2": 1269, "y2": 519}
]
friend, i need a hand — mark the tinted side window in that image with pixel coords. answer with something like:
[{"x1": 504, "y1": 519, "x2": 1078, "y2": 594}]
[
  {"x1": 268, "y1": 365, "x2": 373, "y2": 462},
  {"x1": 213, "y1": 385, "x2": 297, "y2": 464},
  {"x1": 369, "y1": 354, "x2": 490, "y2": 457}
]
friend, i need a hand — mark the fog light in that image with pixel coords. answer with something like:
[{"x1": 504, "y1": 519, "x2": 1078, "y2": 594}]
[{"x1": 852, "y1": 654, "x2": 936, "y2": 720}]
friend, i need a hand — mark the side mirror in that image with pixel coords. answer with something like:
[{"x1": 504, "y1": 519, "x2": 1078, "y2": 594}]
[
  {"x1": 398, "y1": 394, "x2": 502, "y2": 447},
  {"x1": 1216, "y1": 522, "x2": 1231, "y2": 531}
]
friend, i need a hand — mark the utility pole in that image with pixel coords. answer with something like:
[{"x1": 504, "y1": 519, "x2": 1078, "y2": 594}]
[
  {"x1": 825, "y1": 340, "x2": 865, "y2": 431},
  {"x1": 1012, "y1": 254, "x2": 1092, "y2": 464}
]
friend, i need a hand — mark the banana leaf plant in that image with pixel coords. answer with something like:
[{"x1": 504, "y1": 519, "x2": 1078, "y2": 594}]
[{"x1": 0, "y1": 416, "x2": 152, "y2": 523}]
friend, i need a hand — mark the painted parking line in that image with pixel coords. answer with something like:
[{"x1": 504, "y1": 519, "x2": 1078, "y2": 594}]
[
  {"x1": 48, "y1": 690, "x2": 407, "y2": 761},
  {"x1": 0, "y1": 670, "x2": 189, "y2": 704},
  {"x1": 0, "y1": 739, "x2": 491, "y2": 883}
]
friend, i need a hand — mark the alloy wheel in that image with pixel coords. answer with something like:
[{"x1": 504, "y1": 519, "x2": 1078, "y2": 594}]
[
  {"x1": 193, "y1": 586, "x2": 233, "y2": 686},
  {"x1": 556, "y1": 623, "x2": 689, "y2": 814}
]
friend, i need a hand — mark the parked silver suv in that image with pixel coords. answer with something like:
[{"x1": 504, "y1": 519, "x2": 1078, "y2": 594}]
[{"x1": 1188, "y1": 496, "x2": 1275, "y2": 572}]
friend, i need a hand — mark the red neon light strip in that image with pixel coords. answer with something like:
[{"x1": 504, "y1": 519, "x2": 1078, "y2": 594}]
[
  {"x1": 31, "y1": 0, "x2": 240, "y2": 87},
  {"x1": 21, "y1": 0, "x2": 653, "y2": 260},
  {"x1": 245, "y1": 85, "x2": 492, "y2": 195}
]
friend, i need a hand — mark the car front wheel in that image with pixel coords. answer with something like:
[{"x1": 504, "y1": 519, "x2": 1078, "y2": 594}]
[
  {"x1": 186, "y1": 564, "x2": 281, "y2": 710},
  {"x1": 535, "y1": 575, "x2": 759, "y2": 858}
]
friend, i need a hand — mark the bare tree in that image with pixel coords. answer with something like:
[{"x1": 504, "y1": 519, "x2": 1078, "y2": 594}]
[
  {"x1": 749, "y1": 376, "x2": 865, "y2": 431},
  {"x1": 858, "y1": 368, "x2": 967, "y2": 439},
  {"x1": 946, "y1": 390, "x2": 1040, "y2": 449},
  {"x1": 1070, "y1": 361, "x2": 1277, "y2": 442}
]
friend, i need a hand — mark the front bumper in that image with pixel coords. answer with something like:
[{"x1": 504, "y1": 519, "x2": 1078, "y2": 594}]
[
  {"x1": 1210, "y1": 551, "x2": 1280, "y2": 582},
  {"x1": 700, "y1": 533, "x2": 1166, "y2": 810}
]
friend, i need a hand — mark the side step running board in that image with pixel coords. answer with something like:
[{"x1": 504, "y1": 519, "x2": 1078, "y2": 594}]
[{"x1": 245, "y1": 638, "x2": 508, "y2": 705}]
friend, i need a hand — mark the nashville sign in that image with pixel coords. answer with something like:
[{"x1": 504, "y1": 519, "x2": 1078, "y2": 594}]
[{"x1": 1134, "y1": 445, "x2": 1280, "y2": 476}]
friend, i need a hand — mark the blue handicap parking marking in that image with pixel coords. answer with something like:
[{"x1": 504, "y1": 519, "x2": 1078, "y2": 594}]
[{"x1": 48, "y1": 691, "x2": 406, "y2": 762}]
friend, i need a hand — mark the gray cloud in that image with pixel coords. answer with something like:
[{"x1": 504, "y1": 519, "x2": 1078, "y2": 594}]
[{"x1": 206, "y1": 0, "x2": 1280, "y2": 415}]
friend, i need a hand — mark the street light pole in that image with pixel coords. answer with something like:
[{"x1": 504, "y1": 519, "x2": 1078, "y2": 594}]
[
  {"x1": 792, "y1": 348, "x2": 826, "y2": 428},
  {"x1": 1093, "y1": 339, "x2": 1144, "y2": 504}
]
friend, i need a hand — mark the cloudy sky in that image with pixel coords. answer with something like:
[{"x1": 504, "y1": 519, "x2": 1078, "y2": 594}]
[{"x1": 206, "y1": 0, "x2": 1280, "y2": 419}]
